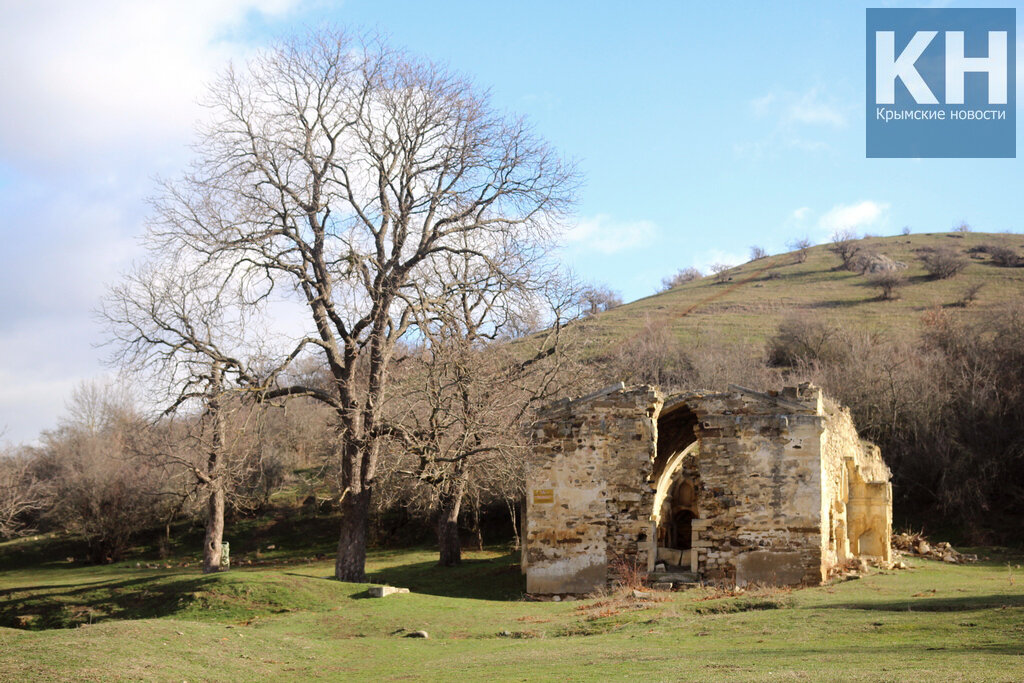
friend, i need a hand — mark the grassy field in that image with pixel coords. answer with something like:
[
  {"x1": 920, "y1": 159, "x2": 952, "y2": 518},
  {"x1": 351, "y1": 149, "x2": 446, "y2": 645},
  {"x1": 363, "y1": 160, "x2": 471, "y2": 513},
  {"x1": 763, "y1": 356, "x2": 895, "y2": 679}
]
[
  {"x1": 572, "y1": 231, "x2": 1024, "y2": 355},
  {"x1": 2, "y1": 531, "x2": 1023, "y2": 682}
]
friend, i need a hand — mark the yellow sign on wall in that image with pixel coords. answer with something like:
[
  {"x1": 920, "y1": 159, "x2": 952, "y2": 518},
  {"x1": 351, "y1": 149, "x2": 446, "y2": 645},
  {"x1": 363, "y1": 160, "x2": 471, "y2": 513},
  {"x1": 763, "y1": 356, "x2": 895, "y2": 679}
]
[{"x1": 532, "y1": 488, "x2": 554, "y2": 504}]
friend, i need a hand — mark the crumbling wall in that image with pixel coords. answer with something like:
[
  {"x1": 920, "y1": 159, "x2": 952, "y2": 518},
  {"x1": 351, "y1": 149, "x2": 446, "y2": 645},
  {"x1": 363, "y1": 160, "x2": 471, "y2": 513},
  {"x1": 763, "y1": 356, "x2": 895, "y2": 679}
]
[
  {"x1": 689, "y1": 385, "x2": 828, "y2": 586},
  {"x1": 524, "y1": 382, "x2": 892, "y2": 594},
  {"x1": 821, "y1": 400, "x2": 892, "y2": 571},
  {"x1": 524, "y1": 384, "x2": 662, "y2": 594}
]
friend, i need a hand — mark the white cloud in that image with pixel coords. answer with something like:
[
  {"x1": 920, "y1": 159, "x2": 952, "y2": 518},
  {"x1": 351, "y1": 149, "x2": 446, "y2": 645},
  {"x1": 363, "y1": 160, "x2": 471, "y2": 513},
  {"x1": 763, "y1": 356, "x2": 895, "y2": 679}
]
[
  {"x1": 563, "y1": 214, "x2": 658, "y2": 254},
  {"x1": 0, "y1": 0, "x2": 303, "y2": 169},
  {"x1": 818, "y1": 200, "x2": 890, "y2": 235},
  {"x1": 738, "y1": 86, "x2": 850, "y2": 157},
  {"x1": 785, "y1": 88, "x2": 846, "y2": 128},
  {"x1": 690, "y1": 248, "x2": 747, "y2": 275},
  {"x1": 791, "y1": 207, "x2": 811, "y2": 221},
  {"x1": 0, "y1": 1, "x2": 305, "y2": 443}
]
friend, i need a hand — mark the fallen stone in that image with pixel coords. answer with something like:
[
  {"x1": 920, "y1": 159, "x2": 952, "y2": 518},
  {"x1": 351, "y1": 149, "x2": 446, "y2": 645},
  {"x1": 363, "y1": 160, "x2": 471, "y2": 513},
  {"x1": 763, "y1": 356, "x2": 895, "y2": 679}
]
[
  {"x1": 368, "y1": 585, "x2": 410, "y2": 598},
  {"x1": 650, "y1": 582, "x2": 673, "y2": 591},
  {"x1": 632, "y1": 589, "x2": 652, "y2": 599}
]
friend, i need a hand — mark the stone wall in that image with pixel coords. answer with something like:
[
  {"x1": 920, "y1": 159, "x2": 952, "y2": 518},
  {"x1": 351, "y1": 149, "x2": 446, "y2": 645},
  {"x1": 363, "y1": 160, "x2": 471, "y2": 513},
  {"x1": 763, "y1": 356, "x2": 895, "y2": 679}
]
[
  {"x1": 684, "y1": 385, "x2": 828, "y2": 586},
  {"x1": 821, "y1": 401, "x2": 892, "y2": 570},
  {"x1": 524, "y1": 382, "x2": 892, "y2": 594},
  {"x1": 524, "y1": 384, "x2": 662, "y2": 594}
]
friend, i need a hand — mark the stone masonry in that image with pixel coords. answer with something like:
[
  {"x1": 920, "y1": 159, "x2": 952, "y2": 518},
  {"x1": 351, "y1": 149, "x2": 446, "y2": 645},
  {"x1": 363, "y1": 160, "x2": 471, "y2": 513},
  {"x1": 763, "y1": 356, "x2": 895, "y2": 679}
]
[{"x1": 523, "y1": 382, "x2": 892, "y2": 594}]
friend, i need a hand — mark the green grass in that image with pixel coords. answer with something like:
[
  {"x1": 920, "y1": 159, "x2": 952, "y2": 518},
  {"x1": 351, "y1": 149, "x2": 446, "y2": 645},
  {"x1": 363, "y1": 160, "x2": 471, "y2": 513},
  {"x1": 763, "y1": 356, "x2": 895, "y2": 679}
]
[
  {"x1": 2, "y1": 534, "x2": 1023, "y2": 681},
  {"x1": 572, "y1": 232, "x2": 1024, "y2": 355}
]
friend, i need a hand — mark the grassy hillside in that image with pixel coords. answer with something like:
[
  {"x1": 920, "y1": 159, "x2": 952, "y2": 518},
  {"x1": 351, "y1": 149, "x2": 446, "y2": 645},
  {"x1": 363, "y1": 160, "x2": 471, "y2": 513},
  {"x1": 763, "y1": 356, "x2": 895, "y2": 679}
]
[
  {"x1": 574, "y1": 232, "x2": 1024, "y2": 355},
  {"x1": 1, "y1": 533, "x2": 1023, "y2": 681}
]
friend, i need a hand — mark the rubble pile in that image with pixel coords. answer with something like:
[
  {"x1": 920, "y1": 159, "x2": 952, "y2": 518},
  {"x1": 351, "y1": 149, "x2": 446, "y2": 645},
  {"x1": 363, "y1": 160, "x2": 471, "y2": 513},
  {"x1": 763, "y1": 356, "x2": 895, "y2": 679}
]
[{"x1": 891, "y1": 532, "x2": 978, "y2": 564}]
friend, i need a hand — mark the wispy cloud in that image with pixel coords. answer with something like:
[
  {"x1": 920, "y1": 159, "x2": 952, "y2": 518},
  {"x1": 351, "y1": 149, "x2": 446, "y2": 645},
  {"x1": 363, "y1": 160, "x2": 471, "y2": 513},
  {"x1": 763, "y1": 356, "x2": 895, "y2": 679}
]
[
  {"x1": 738, "y1": 86, "x2": 850, "y2": 157},
  {"x1": 785, "y1": 88, "x2": 847, "y2": 128},
  {"x1": 563, "y1": 214, "x2": 659, "y2": 254},
  {"x1": 791, "y1": 207, "x2": 811, "y2": 221},
  {"x1": 818, "y1": 200, "x2": 890, "y2": 235}
]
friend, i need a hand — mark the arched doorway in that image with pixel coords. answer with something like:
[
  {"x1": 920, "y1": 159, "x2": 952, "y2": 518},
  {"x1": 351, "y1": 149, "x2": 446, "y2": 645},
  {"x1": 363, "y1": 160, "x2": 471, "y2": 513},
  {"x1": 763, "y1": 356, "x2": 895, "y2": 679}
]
[{"x1": 650, "y1": 439, "x2": 700, "y2": 572}]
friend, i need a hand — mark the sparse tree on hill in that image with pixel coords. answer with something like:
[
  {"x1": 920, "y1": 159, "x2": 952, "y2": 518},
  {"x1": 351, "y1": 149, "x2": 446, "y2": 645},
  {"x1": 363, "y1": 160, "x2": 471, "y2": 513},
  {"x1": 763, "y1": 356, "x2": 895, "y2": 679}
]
[
  {"x1": 579, "y1": 284, "x2": 622, "y2": 317},
  {"x1": 829, "y1": 229, "x2": 862, "y2": 271},
  {"x1": 710, "y1": 263, "x2": 732, "y2": 283},
  {"x1": 868, "y1": 270, "x2": 907, "y2": 300},
  {"x1": 920, "y1": 247, "x2": 968, "y2": 280},
  {"x1": 787, "y1": 237, "x2": 812, "y2": 263},
  {"x1": 749, "y1": 245, "x2": 767, "y2": 261},
  {"x1": 136, "y1": 29, "x2": 576, "y2": 582},
  {"x1": 660, "y1": 267, "x2": 702, "y2": 291}
]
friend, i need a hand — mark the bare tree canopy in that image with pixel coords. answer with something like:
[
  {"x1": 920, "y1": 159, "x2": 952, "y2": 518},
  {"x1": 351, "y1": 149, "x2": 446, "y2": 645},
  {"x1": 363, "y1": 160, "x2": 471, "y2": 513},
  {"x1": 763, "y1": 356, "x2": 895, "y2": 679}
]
[{"x1": 116, "y1": 28, "x2": 576, "y2": 581}]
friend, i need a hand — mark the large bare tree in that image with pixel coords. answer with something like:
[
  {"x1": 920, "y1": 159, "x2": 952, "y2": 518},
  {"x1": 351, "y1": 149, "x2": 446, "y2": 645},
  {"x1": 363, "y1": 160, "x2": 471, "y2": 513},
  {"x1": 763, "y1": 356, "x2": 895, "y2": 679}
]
[
  {"x1": 103, "y1": 258, "x2": 275, "y2": 573},
  {"x1": 137, "y1": 29, "x2": 575, "y2": 581},
  {"x1": 382, "y1": 252, "x2": 581, "y2": 565}
]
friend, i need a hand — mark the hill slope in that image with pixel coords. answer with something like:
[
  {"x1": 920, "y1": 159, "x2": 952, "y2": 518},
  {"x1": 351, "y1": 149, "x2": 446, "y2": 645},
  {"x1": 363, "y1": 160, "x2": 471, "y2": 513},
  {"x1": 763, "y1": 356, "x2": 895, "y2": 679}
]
[{"x1": 575, "y1": 232, "x2": 1024, "y2": 355}]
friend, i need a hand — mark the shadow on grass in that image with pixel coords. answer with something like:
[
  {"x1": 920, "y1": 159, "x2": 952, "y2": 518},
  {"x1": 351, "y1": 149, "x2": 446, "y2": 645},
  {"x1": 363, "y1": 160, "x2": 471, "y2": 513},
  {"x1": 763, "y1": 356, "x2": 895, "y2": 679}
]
[
  {"x1": 0, "y1": 574, "x2": 214, "y2": 630},
  {"x1": 823, "y1": 593, "x2": 1024, "y2": 612},
  {"x1": 366, "y1": 553, "x2": 525, "y2": 601}
]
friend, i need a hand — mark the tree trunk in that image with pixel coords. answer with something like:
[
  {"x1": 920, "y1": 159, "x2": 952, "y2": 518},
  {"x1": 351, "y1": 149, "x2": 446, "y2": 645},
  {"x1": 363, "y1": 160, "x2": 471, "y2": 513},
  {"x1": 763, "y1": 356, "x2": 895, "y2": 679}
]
[
  {"x1": 506, "y1": 496, "x2": 520, "y2": 550},
  {"x1": 437, "y1": 473, "x2": 468, "y2": 567},
  {"x1": 336, "y1": 488, "x2": 370, "y2": 582},
  {"x1": 202, "y1": 486, "x2": 225, "y2": 573}
]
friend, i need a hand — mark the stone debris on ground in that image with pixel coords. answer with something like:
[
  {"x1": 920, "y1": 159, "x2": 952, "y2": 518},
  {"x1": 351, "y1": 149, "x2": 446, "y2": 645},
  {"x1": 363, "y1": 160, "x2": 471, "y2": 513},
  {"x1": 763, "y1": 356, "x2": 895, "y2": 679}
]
[
  {"x1": 891, "y1": 532, "x2": 977, "y2": 564},
  {"x1": 368, "y1": 585, "x2": 410, "y2": 598}
]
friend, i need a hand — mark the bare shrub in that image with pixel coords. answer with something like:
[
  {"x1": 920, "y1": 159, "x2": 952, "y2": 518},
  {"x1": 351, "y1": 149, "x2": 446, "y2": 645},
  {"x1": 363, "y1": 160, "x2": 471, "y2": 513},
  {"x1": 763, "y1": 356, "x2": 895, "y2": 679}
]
[
  {"x1": 710, "y1": 263, "x2": 732, "y2": 283},
  {"x1": 955, "y1": 283, "x2": 984, "y2": 307},
  {"x1": 901, "y1": 226, "x2": 912, "y2": 235},
  {"x1": 787, "y1": 237, "x2": 812, "y2": 263},
  {"x1": 749, "y1": 245, "x2": 767, "y2": 261},
  {"x1": 868, "y1": 271, "x2": 907, "y2": 300},
  {"x1": 953, "y1": 221, "x2": 971, "y2": 233},
  {"x1": 608, "y1": 552, "x2": 647, "y2": 590},
  {"x1": 611, "y1": 316, "x2": 694, "y2": 390},
  {"x1": 920, "y1": 247, "x2": 968, "y2": 279},
  {"x1": 660, "y1": 267, "x2": 702, "y2": 291},
  {"x1": 579, "y1": 285, "x2": 623, "y2": 317},
  {"x1": 989, "y1": 246, "x2": 1020, "y2": 267},
  {"x1": 829, "y1": 230, "x2": 862, "y2": 271},
  {"x1": 766, "y1": 315, "x2": 845, "y2": 367}
]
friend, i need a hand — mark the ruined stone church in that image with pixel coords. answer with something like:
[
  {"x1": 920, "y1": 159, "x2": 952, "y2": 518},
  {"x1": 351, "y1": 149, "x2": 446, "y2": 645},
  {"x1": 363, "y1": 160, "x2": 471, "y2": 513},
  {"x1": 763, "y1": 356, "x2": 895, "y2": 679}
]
[{"x1": 522, "y1": 383, "x2": 892, "y2": 594}]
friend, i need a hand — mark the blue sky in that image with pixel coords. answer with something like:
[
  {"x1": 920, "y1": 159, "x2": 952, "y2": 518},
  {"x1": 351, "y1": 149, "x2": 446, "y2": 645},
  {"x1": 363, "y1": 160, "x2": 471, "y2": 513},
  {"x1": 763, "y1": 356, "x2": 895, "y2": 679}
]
[{"x1": 0, "y1": 0, "x2": 1021, "y2": 443}]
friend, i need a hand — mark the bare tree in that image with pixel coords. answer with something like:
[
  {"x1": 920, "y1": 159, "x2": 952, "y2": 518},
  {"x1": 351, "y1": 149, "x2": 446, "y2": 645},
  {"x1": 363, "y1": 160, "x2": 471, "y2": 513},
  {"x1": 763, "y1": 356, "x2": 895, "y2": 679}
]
[
  {"x1": 138, "y1": 29, "x2": 575, "y2": 581},
  {"x1": 829, "y1": 229, "x2": 862, "y2": 270},
  {"x1": 787, "y1": 237, "x2": 812, "y2": 263},
  {"x1": 0, "y1": 445, "x2": 49, "y2": 538},
  {"x1": 749, "y1": 245, "x2": 767, "y2": 261},
  {"x1": 868, "y1": 271, "x2": 908, "y2": 300},
  {"x1": 578, "y1": 284, "x2": 622, "y2": 316},
  {"x1": 103, "y1": 258, "x2": 277, "y2": 573},
  {"x1": 660, "y1": 267, "x2": 701, "y2": 291},
  {"x1": 710, "y1": 263, "x2": 732, "y2": 283},
  {"x1": 382, "y1": 254, "x2": 580, "y2": 565},
  {"x1": 37, "y1": 384, "x2": 173, "y2": 563}
]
